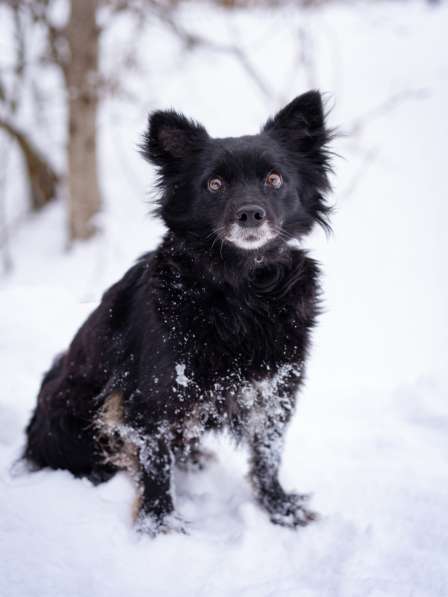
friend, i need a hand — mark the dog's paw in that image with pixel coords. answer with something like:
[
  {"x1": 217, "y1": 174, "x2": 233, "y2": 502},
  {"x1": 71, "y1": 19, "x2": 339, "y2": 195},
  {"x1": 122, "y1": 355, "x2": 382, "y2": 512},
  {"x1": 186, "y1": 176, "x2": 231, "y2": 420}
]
[
  {"x1": 135, "y1": 511, "x2": 188, "y2": 538},
  {"x1": 270, "y1": 504, "x2": 318, "y2": 528},
  {"x1": 263, "y1": 492, "x2": 319, "y2": 529}
]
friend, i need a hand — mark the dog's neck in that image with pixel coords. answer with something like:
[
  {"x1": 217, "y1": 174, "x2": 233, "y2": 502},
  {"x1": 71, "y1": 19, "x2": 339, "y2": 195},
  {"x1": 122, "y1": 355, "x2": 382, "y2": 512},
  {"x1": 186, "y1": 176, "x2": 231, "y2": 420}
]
[{"x1": 160, "y1": 231, "x2": 304, "y2": 290}]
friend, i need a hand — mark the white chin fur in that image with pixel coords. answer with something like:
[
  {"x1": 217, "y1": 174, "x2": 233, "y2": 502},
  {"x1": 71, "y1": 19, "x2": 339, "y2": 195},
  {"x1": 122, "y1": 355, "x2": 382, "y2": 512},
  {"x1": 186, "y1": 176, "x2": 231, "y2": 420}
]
[{"x1": 225, "y1": 222, "x2": 277, "y2": 251}]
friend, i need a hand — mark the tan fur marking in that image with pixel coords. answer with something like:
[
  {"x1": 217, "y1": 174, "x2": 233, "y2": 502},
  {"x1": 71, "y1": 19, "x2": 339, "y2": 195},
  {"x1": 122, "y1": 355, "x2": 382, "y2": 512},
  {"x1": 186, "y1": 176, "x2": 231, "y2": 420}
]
[
  {"x1": 132, "y1": 492, "x2": 144, "y2": 523},
  {"x1": 100, "y1": 391, "x2": 124, "y2": 431},
  {"x1": 96, "y1": 392, "x2": 139, "y2": 473}
]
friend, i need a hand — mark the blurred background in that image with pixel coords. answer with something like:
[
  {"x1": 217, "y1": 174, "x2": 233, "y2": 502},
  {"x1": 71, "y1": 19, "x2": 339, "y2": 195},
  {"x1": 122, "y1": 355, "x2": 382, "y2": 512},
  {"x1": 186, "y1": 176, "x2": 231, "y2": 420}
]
[
  {"x1": 0, "y1": 0, "x2": 447, "y2": 395},
  {"x1": 0, "y1": 1, "x2": 447, "y2": 595}
]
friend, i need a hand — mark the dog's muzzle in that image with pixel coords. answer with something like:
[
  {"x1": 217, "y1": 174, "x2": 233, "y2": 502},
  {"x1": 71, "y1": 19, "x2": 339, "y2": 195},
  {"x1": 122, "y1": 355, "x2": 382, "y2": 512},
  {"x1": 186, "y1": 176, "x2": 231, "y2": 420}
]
[{"x1": 225, "y1": 221, "x2": 277, "y2": 250}]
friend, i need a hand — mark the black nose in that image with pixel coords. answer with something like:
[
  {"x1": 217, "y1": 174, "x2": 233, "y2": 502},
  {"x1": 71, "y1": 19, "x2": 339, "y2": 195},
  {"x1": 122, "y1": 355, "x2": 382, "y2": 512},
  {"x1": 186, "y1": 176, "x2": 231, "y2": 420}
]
[{"x1": 236, "y1": 204, "x2": 266, "y2": 227}]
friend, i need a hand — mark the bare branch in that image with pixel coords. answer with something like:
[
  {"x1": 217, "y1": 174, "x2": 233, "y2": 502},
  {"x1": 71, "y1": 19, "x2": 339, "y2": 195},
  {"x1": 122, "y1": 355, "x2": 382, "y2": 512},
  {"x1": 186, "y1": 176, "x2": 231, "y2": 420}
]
[
  {"x1": 0, "y1": 138, "x2": 13, "y2": 274},
  {"x1": 24, "y1": 0, "x2": 69, "y2": 75},
  {"x1": 0, "y1": 116, "x2": 59, "y2": 211},
  {"x1": 344, "y1": 88, "x2": 430, "y2": 138},
  {"x1": 297, "y1": 25, "x2": 315, "y2": 89},
  {"x1": 340, "y1": 145, "x2": 379, "y2": 201},
  {"x1": 153, "y1": 6, "x2": 274, "y2": 102},
  {"x1": 337, "y1": 87, "x2": 430, "y2": 201}
]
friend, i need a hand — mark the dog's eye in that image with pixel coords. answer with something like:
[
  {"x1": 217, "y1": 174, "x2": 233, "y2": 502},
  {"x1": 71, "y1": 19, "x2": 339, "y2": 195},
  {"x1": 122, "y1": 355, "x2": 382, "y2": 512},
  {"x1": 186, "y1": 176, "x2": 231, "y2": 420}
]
[
  {"x1": 265, "y1": 172, "x2": 283, "y2": 189},
  {"x1": 208, "y1": 177, "x2": 224, "y2": 193}
]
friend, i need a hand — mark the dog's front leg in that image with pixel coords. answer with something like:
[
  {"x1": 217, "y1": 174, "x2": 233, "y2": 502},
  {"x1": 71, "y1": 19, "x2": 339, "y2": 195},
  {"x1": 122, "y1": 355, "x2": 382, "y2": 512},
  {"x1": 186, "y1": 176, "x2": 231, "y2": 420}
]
[
  {"x1": 133, "y1": 428, "x2": 182, "y2": 536},
  {"x1": 247, "y1": 393, "x2": 317, "y2": 529}
]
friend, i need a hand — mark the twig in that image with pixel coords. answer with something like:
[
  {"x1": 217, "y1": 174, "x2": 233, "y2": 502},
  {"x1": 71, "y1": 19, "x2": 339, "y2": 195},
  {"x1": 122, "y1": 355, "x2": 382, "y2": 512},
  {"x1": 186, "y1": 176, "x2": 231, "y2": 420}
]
[
  {"x1": 26, "y1": 0, "x2": 69, "y2": 78},
  {"x1": 297, "y1": 25, "x2": 315, "y2": 89},
  {"x1": 0, "y1": 137, "x2": 13, "y2": 274},
  {"x1": 340, "y1": 145, "x2": 379, "y2": 201},
  {"x1": 344, "y1": 88, "x2": 430, "y2": 137},
  {"x1": 153, "y1": 7, "x2": 274, "y2": 102},
  {"x1": 338, "y1": 88, "x2": 430, "y2": 201},
  {"x1": 279, "y1": 22, "x2": 316, "y2": 106},
  {"x1": 0, "y1": 116, "x2": 59, "y2": 211}
]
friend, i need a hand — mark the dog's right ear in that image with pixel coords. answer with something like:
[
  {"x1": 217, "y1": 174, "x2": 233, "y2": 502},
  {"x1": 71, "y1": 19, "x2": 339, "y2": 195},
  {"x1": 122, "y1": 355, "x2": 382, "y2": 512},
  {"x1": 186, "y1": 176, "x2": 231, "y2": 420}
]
[{"x1": 141, "y1": 110, "x2": 208, "y2": 167}]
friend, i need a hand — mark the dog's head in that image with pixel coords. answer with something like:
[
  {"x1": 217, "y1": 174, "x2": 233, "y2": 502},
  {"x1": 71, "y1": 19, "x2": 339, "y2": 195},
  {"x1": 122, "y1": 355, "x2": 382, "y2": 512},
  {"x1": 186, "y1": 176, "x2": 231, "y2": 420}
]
[{"x1": 142, "y1": 91, "x2": 333, "y2": 254}]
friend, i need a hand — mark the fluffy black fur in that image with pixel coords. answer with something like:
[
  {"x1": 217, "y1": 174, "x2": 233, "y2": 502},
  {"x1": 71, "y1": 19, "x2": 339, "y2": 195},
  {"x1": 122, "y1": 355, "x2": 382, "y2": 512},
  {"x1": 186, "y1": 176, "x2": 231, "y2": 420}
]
[{"x1": 24, "y1": 90, "x2": 333, "y2": 535}]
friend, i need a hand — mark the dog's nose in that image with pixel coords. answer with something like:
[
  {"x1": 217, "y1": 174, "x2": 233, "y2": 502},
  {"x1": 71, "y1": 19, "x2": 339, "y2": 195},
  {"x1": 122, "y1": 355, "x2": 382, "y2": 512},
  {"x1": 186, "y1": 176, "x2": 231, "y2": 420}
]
[{"x1": 236, "y1": 204, "x2": 266, "y2": 227}]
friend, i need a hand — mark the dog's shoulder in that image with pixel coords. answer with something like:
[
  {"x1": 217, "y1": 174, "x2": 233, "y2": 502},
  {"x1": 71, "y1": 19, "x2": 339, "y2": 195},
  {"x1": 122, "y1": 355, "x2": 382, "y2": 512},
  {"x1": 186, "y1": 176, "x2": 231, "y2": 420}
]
[{"x1": 102, "y1": 251, "x2": 154, "y2": 304}]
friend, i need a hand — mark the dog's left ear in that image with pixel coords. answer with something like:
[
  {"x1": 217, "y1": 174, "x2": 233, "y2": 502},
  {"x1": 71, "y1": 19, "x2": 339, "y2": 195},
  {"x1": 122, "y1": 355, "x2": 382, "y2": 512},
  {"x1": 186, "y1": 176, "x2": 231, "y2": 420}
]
[
  {"x1": 263, "y1": 90, "x2": 328, "y2": 153},
  {"x1": 141, "y1": 109, "x2": 208, "y2": 167}
]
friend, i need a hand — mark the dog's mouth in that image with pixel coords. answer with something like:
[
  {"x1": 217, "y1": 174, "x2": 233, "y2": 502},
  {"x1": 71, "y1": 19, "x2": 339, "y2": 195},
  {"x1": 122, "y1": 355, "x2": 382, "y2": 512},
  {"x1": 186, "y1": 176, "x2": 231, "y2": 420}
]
[{"x1": 224, "y1": 222, "x2": 278, "y2": 250}]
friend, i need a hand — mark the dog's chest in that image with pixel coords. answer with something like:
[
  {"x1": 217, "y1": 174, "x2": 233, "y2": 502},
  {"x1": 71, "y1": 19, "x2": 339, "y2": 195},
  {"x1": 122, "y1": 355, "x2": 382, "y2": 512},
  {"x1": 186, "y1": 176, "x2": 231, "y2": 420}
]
[
  {"x1": 167, "y1": 281, "x2": 303, "y2": 372},
  {"x1": 176, "y1": 361, "x2": 302, "y2": 436}
]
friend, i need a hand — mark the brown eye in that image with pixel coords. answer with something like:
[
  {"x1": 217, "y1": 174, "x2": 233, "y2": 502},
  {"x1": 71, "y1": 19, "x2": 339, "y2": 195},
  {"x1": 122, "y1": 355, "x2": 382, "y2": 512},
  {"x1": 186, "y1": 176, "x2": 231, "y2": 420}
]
[
  {"x1": 208, "y1": 177, "x2": 223, "y2": 192},
  {"x1": 266, "y1": 172, "x2": 283, "y2": 189}
]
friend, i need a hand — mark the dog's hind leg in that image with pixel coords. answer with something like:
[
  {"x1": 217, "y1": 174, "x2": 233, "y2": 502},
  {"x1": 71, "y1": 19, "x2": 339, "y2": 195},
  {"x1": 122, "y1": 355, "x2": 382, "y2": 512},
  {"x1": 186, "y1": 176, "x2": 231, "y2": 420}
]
[{"x1": 24, "y1": 358, "x2": 117, "y2": 481}]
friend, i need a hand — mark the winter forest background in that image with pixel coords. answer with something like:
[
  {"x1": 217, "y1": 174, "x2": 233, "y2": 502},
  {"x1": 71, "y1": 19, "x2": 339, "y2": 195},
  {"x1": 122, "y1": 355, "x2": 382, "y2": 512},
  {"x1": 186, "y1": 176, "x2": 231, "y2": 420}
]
[{"x1": 0, "y1": 1, "x2": 447, "y2": 596}]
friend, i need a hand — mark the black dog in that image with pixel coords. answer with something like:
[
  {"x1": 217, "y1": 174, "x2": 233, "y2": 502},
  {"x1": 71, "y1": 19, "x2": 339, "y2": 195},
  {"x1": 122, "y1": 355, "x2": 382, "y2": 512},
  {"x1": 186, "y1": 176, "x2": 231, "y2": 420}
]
[{"x1": 25, "y1": 90, "x2": 333, "y2": 535}]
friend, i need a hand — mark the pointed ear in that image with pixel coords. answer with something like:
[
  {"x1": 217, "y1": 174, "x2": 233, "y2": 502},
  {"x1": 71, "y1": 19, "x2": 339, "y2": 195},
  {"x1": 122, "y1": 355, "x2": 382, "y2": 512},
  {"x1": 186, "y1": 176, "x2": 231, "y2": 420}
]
[
  {"x1": 141, "y1": 109, "x2": 208, "y2": 166},
  {"x1": 263, "y1": 90, "x2": 327, "y2": 151}
]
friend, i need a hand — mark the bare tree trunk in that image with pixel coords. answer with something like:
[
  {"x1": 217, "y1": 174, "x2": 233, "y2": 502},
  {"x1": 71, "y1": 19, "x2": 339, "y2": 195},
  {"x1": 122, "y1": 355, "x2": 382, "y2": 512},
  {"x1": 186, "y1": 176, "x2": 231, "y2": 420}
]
[{"x1": 65, "y1": 0, "x2": 101, "y2": 242}]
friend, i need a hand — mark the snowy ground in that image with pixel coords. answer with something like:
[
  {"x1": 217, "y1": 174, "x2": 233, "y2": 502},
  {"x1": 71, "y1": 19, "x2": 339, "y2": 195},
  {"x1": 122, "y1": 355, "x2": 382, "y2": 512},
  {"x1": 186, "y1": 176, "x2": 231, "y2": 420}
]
[{"x1": 1, "y1": 2, "x2": 448, "y2": 596}]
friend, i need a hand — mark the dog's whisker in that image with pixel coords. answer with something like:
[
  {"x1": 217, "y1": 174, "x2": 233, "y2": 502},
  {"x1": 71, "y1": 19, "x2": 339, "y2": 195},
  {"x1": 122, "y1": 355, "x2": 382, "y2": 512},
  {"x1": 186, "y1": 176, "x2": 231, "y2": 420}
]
[
  {"x1": 206, "y1": 226, "x2": 225, "y2": 241},
  {"x1": 273, "y1": 226, "x2": 296, "y2": 243},
  {"x1": 208, "y1": 226, "x2": 226, "y2": 252},
  {"x1": 210, "y1": 235, "x2": 219, "y2": 251}
]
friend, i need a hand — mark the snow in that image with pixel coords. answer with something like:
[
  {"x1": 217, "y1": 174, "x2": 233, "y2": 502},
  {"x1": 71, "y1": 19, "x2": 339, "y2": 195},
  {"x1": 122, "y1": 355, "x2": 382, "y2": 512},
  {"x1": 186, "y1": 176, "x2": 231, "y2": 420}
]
[
  {"x1": 1, "y1": 2, "x2": 448, "y2": 596},
  {"x1": 175, "y1": 363, "x2": 190, "y2": 388}
]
